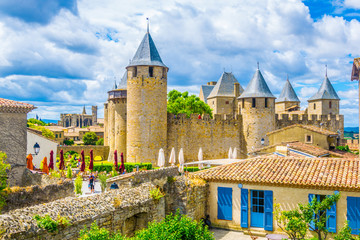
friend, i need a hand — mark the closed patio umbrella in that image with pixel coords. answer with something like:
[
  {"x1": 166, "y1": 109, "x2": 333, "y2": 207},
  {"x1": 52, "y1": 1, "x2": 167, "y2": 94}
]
[
  {"x1": 114, "y1": 150, "x2": 118, "y2": 171},
  {"x1": 158, "y1": 148, "x2": 165, "y2": 168},
  {"x1": 228, "y1": 147, "x2": 233, "y2": 159},
  {"x1": 119, "y1": 152, "x2": 125, "y2": 173},
  {"x1": 59, "y1": 149, "x2": 65, "y2": 170},
  {"x1": 198, "y1": 147, "x2": 204, "y2": 170},
  {"x1": 179, "y1": 148, "x2": 184, "y2": 173},
  {"x1": 80, "y1": 150, "x2": 85, "y2": 172},
  {"x1": 232, "y1": 147, "x2": 237, "y2": 159},
  {"x1": 42, "y1": 157, "x2": 49, "y2": 174},
  {"x1": 169, "y1": 148, "x2": 176, "y2": 166},
  {"x1": 26, "y1": 154, "x2": 33, "y2": 170},
  {"x1": 48, "y1": 150, "x2": 54, "y2": 171},
  {"x1": 89, "y1": 149, "x2": 94, "y2": 171}
]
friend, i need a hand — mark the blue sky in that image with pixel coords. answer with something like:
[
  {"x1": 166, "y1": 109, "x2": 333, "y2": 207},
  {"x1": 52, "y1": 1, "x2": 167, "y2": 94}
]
[{"x1": 0, "y1": 0, "x2": 359, "y2": 126}]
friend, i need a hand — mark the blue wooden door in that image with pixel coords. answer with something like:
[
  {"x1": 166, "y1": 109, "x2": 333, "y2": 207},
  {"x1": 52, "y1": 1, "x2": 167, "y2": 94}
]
[
  {"x1": 218, "y1": 187, "x2": 232, "y2": 220},
  {"x1": 251, "y1": 190, "x2": 264, "y2": 228},
  {"x1": 348, "y1": 197, "x2": 360, "y2": 235}
]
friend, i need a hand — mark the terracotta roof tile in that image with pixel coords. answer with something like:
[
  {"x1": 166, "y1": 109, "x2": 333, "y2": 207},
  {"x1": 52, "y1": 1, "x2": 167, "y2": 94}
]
[
  {"x1": 0, "y1": 98, "x2": 35, "y2": 113},
  {"x1": 267, "y1": 124, "x2": 337, "y2": 136},
  {"x1": 192, "y1": 157, "x2": 360, "y2": 191}
]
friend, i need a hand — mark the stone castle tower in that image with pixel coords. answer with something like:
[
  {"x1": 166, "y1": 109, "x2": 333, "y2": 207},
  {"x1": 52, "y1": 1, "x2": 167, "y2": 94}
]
[
  {"x1": 126, "y1": 29, "x2": 168, "y2": 163},
  {"x1": 238, "y1": 68, "x2": 276, "y2": 151},
  {"x1": 275, "y1": 77, "x2": 301, "y2": 113}
]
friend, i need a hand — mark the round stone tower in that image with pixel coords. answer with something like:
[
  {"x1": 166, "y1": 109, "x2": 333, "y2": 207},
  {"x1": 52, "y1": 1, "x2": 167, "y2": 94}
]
[
  {"x1": 105, "y1": 77, "x2": 127, "y2": 161},
  {"x1": 238, "y1": 67, "x2": 276, "y2": 152},
  {"x1": 126, "y1": 30, "x2": 168, "y2": 164}
]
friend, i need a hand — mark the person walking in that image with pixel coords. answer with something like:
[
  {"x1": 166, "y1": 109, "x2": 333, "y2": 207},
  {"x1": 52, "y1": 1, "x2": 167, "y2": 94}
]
[{"x1": 89, "y1": 173, "x2": 95, "y2": 194}]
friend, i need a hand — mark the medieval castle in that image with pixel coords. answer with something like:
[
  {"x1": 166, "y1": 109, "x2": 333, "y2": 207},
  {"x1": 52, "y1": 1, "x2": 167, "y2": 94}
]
[{"x1": 104, "y1": 29, "x2": 344, "y2": 164}]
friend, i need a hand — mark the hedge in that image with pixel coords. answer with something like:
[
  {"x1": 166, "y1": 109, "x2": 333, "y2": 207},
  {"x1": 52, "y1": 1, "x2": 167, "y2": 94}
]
[{"x1": 93, "y1": 162, "x2": 153, "y2": 173}]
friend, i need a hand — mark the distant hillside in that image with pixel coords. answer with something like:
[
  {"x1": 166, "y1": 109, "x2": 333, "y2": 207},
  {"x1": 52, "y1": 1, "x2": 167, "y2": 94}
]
[{"x1": 344, "y1": 127, "x2": 359, "y2": 133}]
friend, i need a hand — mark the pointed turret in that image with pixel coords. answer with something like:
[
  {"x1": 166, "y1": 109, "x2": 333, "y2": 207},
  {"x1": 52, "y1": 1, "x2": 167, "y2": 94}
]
[
  {"x1": 275, "y1": 77, "x2": 301, "y2": 113},
  {"x1": 239, "y1": 69, "x2": 275, "y2": 99},
  {"x1": 117, "y1": 71, "x2": 127, "y2": 90},
  {"x1": 208, "y1": 72, "x2": 243, "y2": 98},
  {"x1": 308, "y1": 72, "x2": 340, "y2": 115},
  {"x1": 113, "y1": 80, "x2": 118, "y2": 90},
  {"x1": 127, "y1": 32, "x2": 167, "y2": 68},
  {"x1": 82, "y1": 105, "x2": 86, "y2": 115}
]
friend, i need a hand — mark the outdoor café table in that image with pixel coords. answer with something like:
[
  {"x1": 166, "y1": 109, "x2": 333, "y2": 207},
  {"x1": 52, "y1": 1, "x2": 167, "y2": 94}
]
[{"x1": 265, "y1": 234, "x2": 289, "y2": 240}]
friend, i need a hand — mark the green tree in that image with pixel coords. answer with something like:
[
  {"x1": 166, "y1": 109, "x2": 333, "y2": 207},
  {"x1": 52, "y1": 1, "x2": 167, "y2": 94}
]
[
  {"x1": 167, "y1": 90, "x2": 213, "y2": 118},
  {"x1": 63, "y1": 139, "x2": 74, "y2": 146},
  {"x1": 41, "y1": 128, "x2": 55, "y2": 139},
  {"x1": 27, "y1": 118, "x2": 46, "y2": 126},
  {"x1": 335, "y1": 221, "x2": 358, "y2": 240},
  {"x1": 82, "y1": 132, "x2": 98, "y2": 145},
  {"x1": 96, "y1": 138, "x2": 104, "y2": 146}
]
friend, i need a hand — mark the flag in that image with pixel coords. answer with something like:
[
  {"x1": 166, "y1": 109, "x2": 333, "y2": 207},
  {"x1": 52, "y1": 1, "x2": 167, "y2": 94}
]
[{"x1": 351, "y1": 58, "x2": 360, "y2": 81}]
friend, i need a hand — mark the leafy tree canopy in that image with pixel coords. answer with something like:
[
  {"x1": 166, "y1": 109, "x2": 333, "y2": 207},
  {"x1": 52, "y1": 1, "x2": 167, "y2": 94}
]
[
  {"x1": 82, "y1": 132, "x2": 98, "y2": 145},
  {"x1": 96, "y1": 138, "x2": 104, "y2": 146},
  {"x1": 27, "y1": 118, "x2": 46, "y2": 126},
  {"x1": 63, "y1": 139, "x2": 74, "y2": 146},
  {"x1": 167, "y1": 90, "x2": 213, "y2": 118}
]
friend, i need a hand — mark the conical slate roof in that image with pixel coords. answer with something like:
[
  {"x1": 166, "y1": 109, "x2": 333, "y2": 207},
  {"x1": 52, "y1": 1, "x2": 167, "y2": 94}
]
[
  {"x1": 308, "y1": 76, "x2": 340, "y2": 101},
  {"x1": 276, "y1": 79, "x2": 300, "y2": 103},
  {"x1": 207, "y1": 72, "x2": 243, "y2": 98},
  {"x1": 117, "y1": 71, "x2": 128, "y2": 90},
  {"x1": 239, "y1": 69, "x2": 275, "y2": 98},
  {"x1": 127, "y1": 32, "x2": 167, "y2": 68}
]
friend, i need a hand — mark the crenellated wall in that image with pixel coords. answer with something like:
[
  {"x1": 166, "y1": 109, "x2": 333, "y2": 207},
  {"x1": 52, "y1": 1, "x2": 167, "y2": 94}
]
[
  {"x1": 275, "y1": 113, "x2": 344, "y2": 137},
  {"x1": 166, "y1": 113, "x2": 246, "y2": 162}
]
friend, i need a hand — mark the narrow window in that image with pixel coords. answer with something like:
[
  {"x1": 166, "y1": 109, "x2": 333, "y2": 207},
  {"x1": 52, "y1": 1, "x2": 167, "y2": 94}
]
[
  {"x1": 329, "y1": 101, "x2": 332, "y2": 109},
  {"x1": 59, "y1": 133, "x2": 61, "y2": 138},
  {"x1": 162, "y1": 68, "x2": 166, "y2": 78},
  {"x1": 242, "y1": 99, "x2": 245, "y2": 108},
  {"x1": 265, "y1": 98, "x2": 268, "y2": 108},
  {"x1": 133, "y1": 67, "x2": 137, "y2": 77},
  {"x1": 306, "y1": 135, "x2": 312, "y2": 143},
  {"x1": 314, "y1": 103, "x2": 316, "y2": 110},
  {"x1": 225, "y1": 101, "x2": 229, "y2": 104},
  {"x1": 55, "y1": 134, "x2": 58, "y2": 138},
  {"x1": 149, "y1": 67, "x2": 154, "y2": 77},
  {"x1": 252, "y1": 98, "x2": 256, "y2": 108}
]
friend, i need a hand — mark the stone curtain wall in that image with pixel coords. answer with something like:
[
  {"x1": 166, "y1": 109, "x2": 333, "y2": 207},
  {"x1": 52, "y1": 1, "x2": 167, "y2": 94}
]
[
  {"x1": 341, "y1": 139, "x2": 359, "y2": 150},
  {"x1": 276, "y1": 114, "x2": 344, "y2": 137},
  {"x1": 0, "y1": 183, "x2": 164, "y2": 240},
  {"x1": 2, "y1": 179, "x2": 74, "y2": 213},
  {"x1": 57, "y1": 145, "x2": 110, "y2": 160},
  {"x1": 0, "y1": 112, "x2": 27, "y2": 187},
  {"x1": 167, "y1": 113, "x2": 245, "y2": 162}
]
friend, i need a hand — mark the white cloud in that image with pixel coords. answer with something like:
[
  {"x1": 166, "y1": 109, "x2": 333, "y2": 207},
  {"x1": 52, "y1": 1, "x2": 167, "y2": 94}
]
[
  {"x1": 344, "y1": 0, "x2": 360, "y2": 9},
  {"x1": 299, "y1": 86, "x2": 318, "y2": 98}
]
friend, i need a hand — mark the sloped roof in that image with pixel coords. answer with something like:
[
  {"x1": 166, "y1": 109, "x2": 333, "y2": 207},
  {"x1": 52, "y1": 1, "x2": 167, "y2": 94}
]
[
  {"x1": 276, "y1": 79, "x2": 300, "y2": 103},
  {"x1": 0, "y1": 98, "x2": 35, "y2": 113},
  {"x1": 308, "y1": 76, "x2": 340, "y2": 101},
  {"x1": 127, "y1": 32, "x2": 167, "y2": 68},
  {"x1": 267, "y1": 124, "x2": 337, "y2": 136},
  {"x1": 207, "y1": 72, "x2": 243, "y2": 98},
  {"x1": 200, "y1": 85, "x2": 215, "y2": 103},
  {"x1": 193, "y1": 157, "x2": 360, "y2": 191},
  {"x1": 239, "y1": 69, "x2": 275, "y2": 98},
  {"x1": 117, "y1": 71, "x2": 127, "y2": 90}
]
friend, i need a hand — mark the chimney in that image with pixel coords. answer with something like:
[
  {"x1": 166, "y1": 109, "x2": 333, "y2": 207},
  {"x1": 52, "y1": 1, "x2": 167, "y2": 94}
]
[{"x1": 234, "y1": 82, "x2": 240, "y2": 98}]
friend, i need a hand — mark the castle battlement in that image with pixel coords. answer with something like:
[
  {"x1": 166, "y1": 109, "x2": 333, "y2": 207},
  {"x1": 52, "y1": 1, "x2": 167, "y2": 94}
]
[
  {"x1": 275, "y1": 113, "x2": 343, "y2": 122},
  {"x1": 167, "y1": 113, "x2": 241, "y2": 125}
]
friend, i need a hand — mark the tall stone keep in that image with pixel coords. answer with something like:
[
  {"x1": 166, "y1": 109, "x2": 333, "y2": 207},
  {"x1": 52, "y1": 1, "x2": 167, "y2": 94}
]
[
  {"x1": 238, "y1": 68, "x2": 276, "y2": 152},
  {"x1": 126, "y1": 30, "x2": 168, "y2": 163}
]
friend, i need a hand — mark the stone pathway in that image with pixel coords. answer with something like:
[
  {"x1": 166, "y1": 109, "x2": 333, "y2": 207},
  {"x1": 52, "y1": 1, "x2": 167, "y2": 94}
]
[
  {"x1": 212, "y1": 228, "x2": 267, "y2": 240},
  {"x1": 81, "y1": 179, "x2": 102, "y2": 196}
]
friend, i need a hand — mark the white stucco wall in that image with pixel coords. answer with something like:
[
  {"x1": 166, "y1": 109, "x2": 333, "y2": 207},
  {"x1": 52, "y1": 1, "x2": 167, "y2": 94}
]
[{"x1": 27, "y1": 131, "x2": 58, "y2": 170}]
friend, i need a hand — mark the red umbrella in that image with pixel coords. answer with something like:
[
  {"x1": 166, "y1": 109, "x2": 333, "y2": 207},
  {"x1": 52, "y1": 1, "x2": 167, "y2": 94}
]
[
  {"x1": 114, "y1": 150, "x2": 118, "y2": 171},
  {"x1": 59, "y1": 149, "x2": 65, "y2": 170},
  {"x1": 89, "y1": 149, "x2": 94, "y2": 171},
  {"x1": 80, "y1": 150, "x2": 85, "y2": 172},
  {"x1": 119, "y1": 152, "x2": 125, "y2": 174},
  {"x1": 49, "y1": 150, "x2": 54, "y2": 170}
]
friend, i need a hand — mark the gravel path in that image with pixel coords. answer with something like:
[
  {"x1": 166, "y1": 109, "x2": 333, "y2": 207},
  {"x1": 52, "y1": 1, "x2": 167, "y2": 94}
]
[{"x1": 212, "y1": 228, "x2": 267, "y2": 240}]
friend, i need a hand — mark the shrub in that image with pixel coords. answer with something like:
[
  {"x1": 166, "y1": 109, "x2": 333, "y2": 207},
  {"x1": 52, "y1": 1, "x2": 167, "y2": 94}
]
[
  {"x1": 66, "y1": 166, "x2": 72, "y2": 179},
  {"x1": 96, "y1": 138, "x2": 104, "y2": 146},
  {"x1": 50, "y1": 170, "x2": 61, "y2": 179},
  {"x1": 78, "y1": 221, "x2": 126, "y2": 240},
  {"x1": 184, "y1": 166, "x2": 200, "y2": 172},
  {"x1": 74, "y1": 175, "x2": 83, "y2": 195},
  {"x1": 83, "y1": 132, "x2": 98, "y2": 145},
  {"x1": 33, "y1": 214, "x2": 70, "y2": 233},
  {"x1": 63, "y1": 139, "x2": 74, "y2": 145},
  {"x1": 336, "y1": 145, "x2": 351, "y2": 152},
  {"x1": 93, "y1": 162, "x2": 153, "y2": 173},
  {"x1": 98, "y1": 173, "x2": 107, "y2": 192},
  {"x1": 93, "y1": 162, "x2": 113, "y2": 173},
  {"x1": 149, "y1": 187, "x2": 165, "y2": 203},
  {"x1": 111, "y1": 166, "x2": 119, "y2": 177}
]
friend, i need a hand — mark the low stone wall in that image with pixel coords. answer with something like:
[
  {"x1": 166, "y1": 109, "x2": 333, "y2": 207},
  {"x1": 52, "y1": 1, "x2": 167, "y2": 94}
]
[
  {"x1": 164, "y1": 176, "x2": 208, "y2": 221},
  {"x1": 106, "y1": 166, "x2": 179, "y2": 189},
  {"x1": 2, "y1": 179, "x2": 74, "y2": 213},
  {"x1": 0, "y1": 182, "x2": 163, "y2": 240},
  {"x1": 57, "y1": 145, "x2": 110, "y2": 160}
]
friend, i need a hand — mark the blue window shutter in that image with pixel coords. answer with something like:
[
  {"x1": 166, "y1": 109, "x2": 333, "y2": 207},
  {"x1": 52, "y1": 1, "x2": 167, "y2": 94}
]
[
  {"x1": 264, "y1": 190, "x2": 273, "y2": 231},
  {"x1": 217, "y1": 187, "x2": 232, "y2": 220},
  {"x1": 241, "y1": 188, "x2": 248, "y2": 228},
  {"x1": 347, "y1": 197, "x2": 359, "y2": 235},
  {"x1": 309, "y1": 194, "x2": 315, "y2": 230},
  {"x1": 326, "y1": 195, "x2": 336, "y2": 233}
]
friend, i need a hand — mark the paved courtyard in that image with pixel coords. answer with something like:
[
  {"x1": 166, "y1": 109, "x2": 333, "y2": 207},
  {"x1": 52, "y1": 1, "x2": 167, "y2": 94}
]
[{"x1": 212, "y1": 228, "x2": 267, "y2": 240}]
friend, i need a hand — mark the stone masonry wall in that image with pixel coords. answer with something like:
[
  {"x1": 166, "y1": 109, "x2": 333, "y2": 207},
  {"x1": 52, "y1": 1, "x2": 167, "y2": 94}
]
[
  {"x1": 167, "y1": 113, "x2": 245, "y2": 162},
  {"x1": 57, "y1": 145, "x2": 110, "y2": 160},
  {"x1": 2, "y1": 179, "x2": 74, "y2": 213},
  {"x1": 0, "y1": 182, "x2": 164, "y2": 240},
  {"x1": 0, "y1": 112, "x2": 27, "y2": 186}
]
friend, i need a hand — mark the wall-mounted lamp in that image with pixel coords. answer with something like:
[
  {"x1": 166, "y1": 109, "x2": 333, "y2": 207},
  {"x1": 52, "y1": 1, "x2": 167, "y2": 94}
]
[{"x1": 33, "y1": 142, "x2": 40, "y2": 155}]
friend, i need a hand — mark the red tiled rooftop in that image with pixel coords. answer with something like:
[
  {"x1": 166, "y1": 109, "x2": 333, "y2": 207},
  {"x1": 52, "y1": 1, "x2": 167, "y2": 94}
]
[
  {"x1": 192, "y1": 157, "x2": 360, "y2": 191},
  {"x1": 0, "y1": 98, "x2": 35, "y2": 113}
]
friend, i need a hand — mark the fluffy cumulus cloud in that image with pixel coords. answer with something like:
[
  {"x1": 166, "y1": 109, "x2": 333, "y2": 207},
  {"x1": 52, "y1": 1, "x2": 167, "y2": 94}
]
[{"x1": 0, "y1": 0, "x2": 360, "y2": 126}]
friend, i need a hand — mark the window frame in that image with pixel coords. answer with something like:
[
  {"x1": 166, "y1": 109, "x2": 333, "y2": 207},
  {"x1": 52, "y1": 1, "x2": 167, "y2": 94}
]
[{"x1": 252, "y1": 98, "x2": 256, "y2": 108}]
